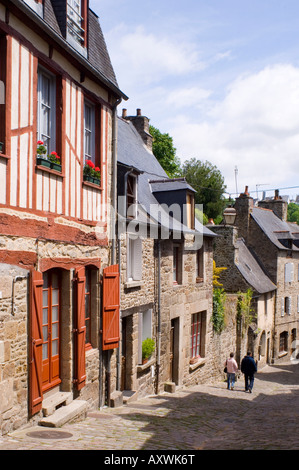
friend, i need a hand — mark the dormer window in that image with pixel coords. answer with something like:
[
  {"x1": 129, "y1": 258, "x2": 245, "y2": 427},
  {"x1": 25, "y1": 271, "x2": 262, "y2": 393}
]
[
  {"x1": 67, "y1": 0, "x2": 87, "y2": 51},
  {"x1": 127, "y1": 174, "x2": 137, "y2": 219}
]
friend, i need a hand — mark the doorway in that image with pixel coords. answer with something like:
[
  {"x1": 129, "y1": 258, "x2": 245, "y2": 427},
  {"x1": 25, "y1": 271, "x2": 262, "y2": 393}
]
[
  {"x1": 42, "y1": 269, "x2": 61, "y2": 392},
  {"x1": 170, "y1": 318, "x2": 179, "y2": 384}
]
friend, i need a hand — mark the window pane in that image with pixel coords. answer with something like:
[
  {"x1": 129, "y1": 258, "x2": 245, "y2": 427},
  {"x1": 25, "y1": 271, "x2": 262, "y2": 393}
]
[
  {"x1": 42, "y1": 343, "x2": 48, "y2": 360},
  {"x1": 52, "y1": 289, "x2": 59, "y2": 305},
  {"x1": 43, "y1": 290, "x2": 48, "y2": 308},
  {"x1": 43, "y1": 325, "x2": 48, "y2": 341},
  {"x1": 43, "y1": 308, "x2": 48, "y2": 325},
  {"x1": 52, "y1": 339, "x2": 58, "y2": 356},
  {"x1": 52, "y1": 306, "x2": 59, "y2": 322},
  {"x1": 52, "y1": 323, "x2": 59, "y2": 339}
]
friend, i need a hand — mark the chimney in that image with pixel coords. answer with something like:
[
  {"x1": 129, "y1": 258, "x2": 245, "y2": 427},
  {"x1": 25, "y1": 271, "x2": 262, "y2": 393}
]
[
  {"x1": 234, "y1": 185, "x2": 254, "y2": 243},
  {"x1": 258, "y1": 189, "x2": 287, "y2": 221},
  {"x1": 122, "y1": 109, "x2": 153, "y2": 152}
]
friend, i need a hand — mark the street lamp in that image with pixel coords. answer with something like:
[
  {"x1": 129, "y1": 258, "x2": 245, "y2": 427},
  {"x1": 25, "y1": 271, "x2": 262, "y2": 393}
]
[{"x1": 223, "y1": 206, "x2": 237, "y2": 225}]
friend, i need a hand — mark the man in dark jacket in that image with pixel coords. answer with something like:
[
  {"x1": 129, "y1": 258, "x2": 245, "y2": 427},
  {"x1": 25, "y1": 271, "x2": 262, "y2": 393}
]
[{"x1": 241, "y1": 351, "x2": 257, "y2": 393}]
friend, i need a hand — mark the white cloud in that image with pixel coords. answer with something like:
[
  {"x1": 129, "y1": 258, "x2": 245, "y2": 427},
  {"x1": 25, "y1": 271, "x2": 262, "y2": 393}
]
[
  {"x1": 106, "y1": 25, "x2": 205, "y2": 87},
  {"x1": 169, "y1": 64, "x2": 299, "y2": 196}
]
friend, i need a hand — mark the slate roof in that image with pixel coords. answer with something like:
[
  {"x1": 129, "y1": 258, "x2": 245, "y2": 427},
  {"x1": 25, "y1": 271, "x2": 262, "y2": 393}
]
[
  {"x1": 117, "y1": 117, "x2": 216, "y2": 238},
  {"x1": 235, "y1": 238, "x2": 276, "y2": 294},
  {"x1": 251, "y1": 207, "x2": 299, "y2": 251},
  {"x1": 18, "y1": 0, "x2": 125, "y2": 98}
]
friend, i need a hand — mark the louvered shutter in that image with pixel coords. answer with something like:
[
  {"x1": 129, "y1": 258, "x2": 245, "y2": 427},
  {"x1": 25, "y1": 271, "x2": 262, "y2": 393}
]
[
  {"x1": 74, "y1": 267, "x2": 86, "y2": 390},
  {"x1": 102, "y1": 264, "x2": 120, "y2": 350},
  {"x1": 286, "y1": 296, "x2": 291, "y2": 315},
  {"x1": 29, "y1": 270, "x2": 43, "y2": 416}
]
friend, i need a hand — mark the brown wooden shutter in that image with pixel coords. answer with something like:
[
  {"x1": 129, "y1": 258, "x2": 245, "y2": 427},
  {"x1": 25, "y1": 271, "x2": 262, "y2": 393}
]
[
  {"x1": 102, "y1": 264, "x2": 120, "y2": 350},
  {"x1": 74, "y1": 267, "x2": 86, "y2": 390},
  {"x1": 29, "y1": 270, "x2": 43, "y2": 416}
]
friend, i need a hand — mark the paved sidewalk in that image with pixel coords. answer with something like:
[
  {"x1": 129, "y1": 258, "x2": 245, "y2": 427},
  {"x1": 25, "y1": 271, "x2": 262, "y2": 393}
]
[{"x1": 0, "y1": 362, "x2": 299, "y2": 451}]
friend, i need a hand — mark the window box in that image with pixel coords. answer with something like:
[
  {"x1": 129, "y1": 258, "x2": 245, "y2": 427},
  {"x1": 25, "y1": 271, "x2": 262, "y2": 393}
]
[
  {"x1": 83, "y1": 174, "x2": 100, "y2": 185},
  {"x1": 36, "y1": 156, "x2": 52, "y2": 168},
  {"x1": 51, "y1": 162, "x2": 62, "y2": 172}
]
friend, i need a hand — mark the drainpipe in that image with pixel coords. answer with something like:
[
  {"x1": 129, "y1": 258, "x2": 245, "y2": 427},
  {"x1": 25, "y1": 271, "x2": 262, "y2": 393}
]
[
  {"x1": 111, "y1": 97, "x2": 122, "y2": 265},
  {"x1": 156, "y1": 240, "x2": 161, "y2": 394},
  {"x1": 106, "y1": 97, "x2": 122, "y2": 406}
]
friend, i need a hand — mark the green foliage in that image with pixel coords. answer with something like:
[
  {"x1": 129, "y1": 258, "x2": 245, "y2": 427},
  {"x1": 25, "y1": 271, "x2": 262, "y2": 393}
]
[
  {"x1": 181, "y1": 158, "x2": 227, "y2": 220},
  {"x1": 142, "y1": 338, "x2": 155, "y2": 360},
  {"x1": 287, "y1": 202, "x2": 299, "y2": 224},
  {"x1": 237, "y1": 289, "x2": 254, "y2": 336},
  {"x1": 212, "y1": 288, "x2": 226, "y2": 334},
  {"x1": 149, "y1": 125, "x2": 181, "y2": 178},
  {"x1": 195, "y1": 207, "x2": 208, "y2": 225}
]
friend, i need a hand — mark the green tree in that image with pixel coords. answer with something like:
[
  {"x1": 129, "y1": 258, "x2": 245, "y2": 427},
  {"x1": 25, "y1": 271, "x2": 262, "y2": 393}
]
[
  {"x1": 287, "y1": 202, "x2": 299, "y2": 224},
  {"x1": 149, "y1": 125, "x2": 181, "y2": 178},
  {"x1": 181, "y1": 158, "x2": 226, "y2": 220}
]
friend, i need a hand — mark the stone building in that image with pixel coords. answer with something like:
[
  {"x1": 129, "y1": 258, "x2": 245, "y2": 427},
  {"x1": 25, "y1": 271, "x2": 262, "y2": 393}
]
[
  {"x1": 115, "y1": 109, "x2": 218, "y2": 399},
  {"x1": 210, "y1": 223, "x2": 276, "y2": 368},
  {"x1": 0, "y1": 0, "x2": 127, "y2": 435},
  {"x1": 234, "y1": 187, "x2": 299, "y2": 363}
]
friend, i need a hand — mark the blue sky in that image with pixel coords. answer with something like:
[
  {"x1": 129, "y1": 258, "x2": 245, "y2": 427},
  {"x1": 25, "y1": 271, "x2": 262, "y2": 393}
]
[{"x1": 90, "y1": 0, "x2": 299, "y2": 198}]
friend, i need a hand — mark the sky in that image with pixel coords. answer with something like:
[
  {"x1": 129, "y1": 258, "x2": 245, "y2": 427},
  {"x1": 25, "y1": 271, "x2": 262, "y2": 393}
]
[{"x1": 90, "y1": 0, "x2": 299, "y2": 199}]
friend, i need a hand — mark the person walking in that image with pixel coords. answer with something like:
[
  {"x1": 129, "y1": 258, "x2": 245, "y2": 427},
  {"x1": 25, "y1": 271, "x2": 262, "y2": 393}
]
[
  {"x1": 225, "y1": 352, "x2": 239, "y2": 390},
  {"x1": 241, "y1": 351, "x2": 257, "y2": 393}
]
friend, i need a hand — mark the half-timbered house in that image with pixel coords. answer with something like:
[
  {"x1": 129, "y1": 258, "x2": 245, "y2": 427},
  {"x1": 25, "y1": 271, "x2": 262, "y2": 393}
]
[{"x1": 0, "y1": 0, "x2": 126, "y2": 434}]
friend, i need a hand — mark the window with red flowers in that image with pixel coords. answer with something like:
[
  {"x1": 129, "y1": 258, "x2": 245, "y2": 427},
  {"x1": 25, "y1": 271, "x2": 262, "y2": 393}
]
[{"x1": 83, "y1": 98, "x2": 101, "y2": 184}]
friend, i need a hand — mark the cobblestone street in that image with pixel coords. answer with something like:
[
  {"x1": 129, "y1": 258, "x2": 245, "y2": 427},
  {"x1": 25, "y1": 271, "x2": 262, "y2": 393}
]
[{"x1": 1, "y1": 362, "x2": 298, "y2": 452}]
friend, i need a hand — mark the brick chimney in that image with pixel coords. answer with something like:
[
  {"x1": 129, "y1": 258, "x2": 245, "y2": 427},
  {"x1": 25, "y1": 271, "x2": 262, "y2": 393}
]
[
  {"x1": 122, "y1": 108, "x2": 153, "y2": 152},
  {"x1": 234, "y1": 186, "x2": 254, "y2": 243},
  {"x1": 258, "y1": 189, "x2": 287, "y2": 221}
]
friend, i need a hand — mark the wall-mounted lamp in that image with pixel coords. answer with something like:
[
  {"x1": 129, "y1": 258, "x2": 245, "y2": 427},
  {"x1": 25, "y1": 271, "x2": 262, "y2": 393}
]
[{"x1": 223, "y1": 206, "x2": 237, "y2": 225}]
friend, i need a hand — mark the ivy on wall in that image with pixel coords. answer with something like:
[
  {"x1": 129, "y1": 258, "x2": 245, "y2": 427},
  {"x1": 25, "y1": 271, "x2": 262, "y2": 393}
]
[
  {"x1": 212, "y1": 288, "x2": 226, "y2": 334},
  {"x1": 237, "y1": 288, "x2": 254, "y2": 336}
]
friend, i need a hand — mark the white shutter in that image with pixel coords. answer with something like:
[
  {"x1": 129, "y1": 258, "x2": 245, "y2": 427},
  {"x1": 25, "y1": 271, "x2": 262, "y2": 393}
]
[
  {"x1": 285, "y1": 263, "x2": 294, "y2": 283},
  {"x1": 132, "y1": 237, "x2": 143, "y2": 281},
  {"x1": 281, "y1": 297, "x2": 285, "y2": 317},
  {"x1": 286, "y1": 296, "x2": 291, "y2": 315},
  {"x1": 297, "y1": 295, "x2": 299, "y2": 313}
]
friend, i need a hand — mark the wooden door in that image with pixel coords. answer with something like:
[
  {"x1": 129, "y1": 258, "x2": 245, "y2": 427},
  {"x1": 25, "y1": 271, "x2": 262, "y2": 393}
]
[{"x1": 42, "y1": 270, "x2": 61, "y2": 392}]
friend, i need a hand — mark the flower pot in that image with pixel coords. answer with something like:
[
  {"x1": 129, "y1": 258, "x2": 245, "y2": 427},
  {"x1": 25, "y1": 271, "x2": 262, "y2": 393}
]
[
  {"x1": 142, "y1": 358, "x2": 148, "y2": 365},
  {"x1": 84, "y1": 175, "x2": 100, "y2": 185},
  {"x1": 37, "y1": 156, "x2": 51, "y2": 168},
  {"x1": 51, "y1": 162, "x2": 62, "y2": 172}
]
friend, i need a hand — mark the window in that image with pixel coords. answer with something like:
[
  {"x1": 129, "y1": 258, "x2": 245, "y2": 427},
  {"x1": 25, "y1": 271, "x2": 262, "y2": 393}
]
[
  {"x1": 173, "y1": 244, "x2": 182, "y2": 285},
  {"x1": 85, "y1": 268, "x2": 92, "y2": 346},
  {"x1": 84, "y1": 100, "x2": 95, "y2": 164},
  {"x1": 0, "y1": 35, "x2": 6, "y2": 153},
  {"x1": 127, "y1": 236, "x2": 142, "y2": 282},
  {"x1": 37, "y1": 68, "x2": 56, "y2": 154},
  {"x1": 285, "y1": 296, "x2": 291, "y2": 315},
  {"x1": 190, "y1": 312, "x2": 205, "y2": 359},
  {"x1": 127, "y1": 174, "x2": 137, "y2": 219},
  {"x1": 138, "y1": 309, "x2": 153, "y2": 364},
  {"x1": 196, "y1": 247, "x2": 204, "y2": 283},
  {"x1": 279, "y1": 331, "x2": 288, "y2": 353},
  {"x1": 67, "y1": 0, "x2": 87, "y2": 48}
]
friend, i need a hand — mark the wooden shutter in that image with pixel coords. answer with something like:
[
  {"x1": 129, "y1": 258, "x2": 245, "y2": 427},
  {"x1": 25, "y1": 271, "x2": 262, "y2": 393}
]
[
  {"x1": 74, "y1": 267, "x2": 86, "y2": 390},
  {"x1": 102, "y1": 264, "x2": 120, "y2": 350},
  {"x1": 29, "y1": 270, "x2": 43, "y2": 416}
]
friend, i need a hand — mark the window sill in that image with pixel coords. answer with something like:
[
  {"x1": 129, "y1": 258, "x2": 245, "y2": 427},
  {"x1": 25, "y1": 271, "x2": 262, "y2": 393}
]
[
  {"x1": 189, "y1": 357, "x2": 206, "y2": 371},
  {"x1": 0, "y1": 153, "x2": 10, "y2": 160},
  {"x1": 196, "y1": 277, "x2": 204, "y2": 284},
  {"x1": 125, "y1": 280, "x2": 143, "y2": 289},
  {"x1": 36, "y1": 164, "x2": 64, "y2": 178},
  {"x1": 278, "y1": 351, "x2": 288, "y2": 358},
  {"x1": 137, "y1": 357, "x2": 155, "y2": 373},
  {"x1": 82, "y1": 180, "x2": 102, "y2": 191}
]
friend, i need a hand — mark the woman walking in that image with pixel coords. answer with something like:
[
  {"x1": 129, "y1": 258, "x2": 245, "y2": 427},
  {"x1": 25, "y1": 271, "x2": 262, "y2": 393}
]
[{"x1": 225, "y1": 352, "x2": 239, "y2": 390}]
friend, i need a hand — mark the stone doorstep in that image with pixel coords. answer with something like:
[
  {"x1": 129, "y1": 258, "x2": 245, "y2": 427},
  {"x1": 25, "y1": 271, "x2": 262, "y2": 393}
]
[
  {"x1": 39, "y1": 400, "x2": 88, "y2": 428},
  {"x1": 42, "y1": 391, "x2": 73, "y2": 417},
  {"x1": 122, "y1": 390, "x2": 138, "y2": 404}
]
